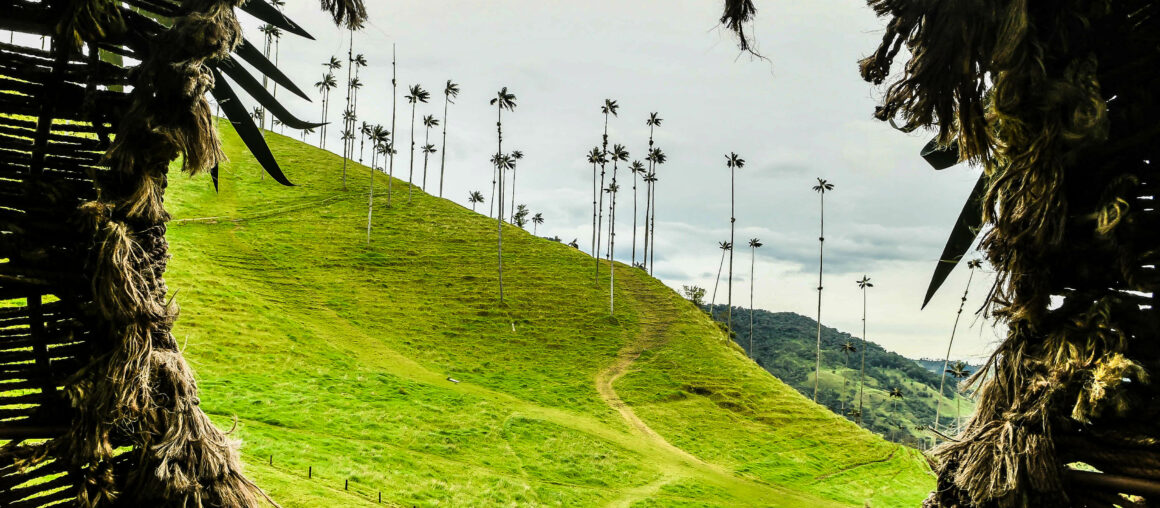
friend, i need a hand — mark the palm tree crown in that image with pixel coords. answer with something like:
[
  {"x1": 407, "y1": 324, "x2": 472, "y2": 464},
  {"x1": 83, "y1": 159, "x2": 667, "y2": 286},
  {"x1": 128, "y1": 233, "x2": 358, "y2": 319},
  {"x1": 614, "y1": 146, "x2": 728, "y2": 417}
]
[
  {"x1": 749, "y1": 238, "x2": 763, "y2": 249},
  {"x1": 423, "y1": 114, "x2": 439, "y2": 129},
  {"x1": 726, "y1": 152, "x2": 745, "y2": 169},
  {"x1": 602, "y1": 99, "x2": 619, "y2": 117},
  {"x1": 445, "y1": 80, "x2": 460, "y2": 102},
  {"x1": 813, "y1": 177, "x2": 835, "y2": 193},
  {"x1": 647, "y1": 112, "x2": 662, "y2": 127},
  {"x1": 406, "y1": 85, "x2": 430, "y2": 104},
  {"x1": 491, "y1": 87, "x2": 517, "y2": 111},
  {"x1": 858, "y1": 275, "x2": 873, "y2": 289}
]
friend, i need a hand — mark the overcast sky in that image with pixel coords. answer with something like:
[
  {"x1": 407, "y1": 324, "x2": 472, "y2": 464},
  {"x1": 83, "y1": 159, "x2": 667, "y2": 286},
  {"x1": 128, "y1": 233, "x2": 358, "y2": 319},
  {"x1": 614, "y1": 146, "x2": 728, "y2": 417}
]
[{"x1": 230, "y1": 0, "x2": 1003, "y2": 362}]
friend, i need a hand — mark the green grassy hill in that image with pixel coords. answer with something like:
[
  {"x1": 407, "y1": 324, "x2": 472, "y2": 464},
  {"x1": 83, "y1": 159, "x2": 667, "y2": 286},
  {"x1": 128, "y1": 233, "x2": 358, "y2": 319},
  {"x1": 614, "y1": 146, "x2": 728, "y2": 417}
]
[
  {"x1": 163, "y1": 120, "x2": 934, "y2": 507},
  {"x1": 707, "y1": 306, "x2": 977, "y2": 445}
]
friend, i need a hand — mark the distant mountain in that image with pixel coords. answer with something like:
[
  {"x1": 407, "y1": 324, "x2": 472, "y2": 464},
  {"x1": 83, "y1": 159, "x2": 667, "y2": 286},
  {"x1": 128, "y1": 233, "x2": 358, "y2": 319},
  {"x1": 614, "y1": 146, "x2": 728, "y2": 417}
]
[{"x1": 707, "y1": 305, "x2": 975, "y2": 446}]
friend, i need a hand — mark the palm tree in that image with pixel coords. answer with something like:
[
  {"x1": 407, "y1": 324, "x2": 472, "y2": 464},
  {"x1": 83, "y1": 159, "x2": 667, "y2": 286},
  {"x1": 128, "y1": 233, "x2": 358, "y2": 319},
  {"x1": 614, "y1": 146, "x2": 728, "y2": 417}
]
[
  {"x1": 405, "y1": 85, "x2": 430, "y2": 203},
  {"x1": 840, "y1": 341, "x2": 857, "y2": 413},
  {"x1": 421, "y1": 114, "x2": 439, "y2": 190},
  {"x1": 946, "y1": 361, "x2": 972, "y2": 434},
  {"x1": 366, "y1": 126, "x2": 390, "y2": 243},
  {"x1": 340, "y1": 106, "x2": 356, "y2": 190},
  {"x1": 811, "y1": 177, "x2": 835, "y2": 402},
  {"x1": 508, "y1": 150, "x2": 525, "y2": 222},
  {"x1": 747, "y1": 238, "x2": 763, "y2": 357},
  {"x1": 643, "y1": 113, "x2": 662, "y2": 270},
  {"x1": 888, "y1": 387, "x2": 904, "y2": 442},
  {"x1": 439, "y1": 80, "x2": 460, "y2": 197},
  {"x1": 606, "y1": 144, "x2": 629, "y2": 261},
  {"x1": 725, "y1": 153, "x2": 745, "y2": 331},
  {"x1": 595, "y1": 99, "x2": 618, "y2": 281},
  {"x1": 490, "y1": 87, "x2": 517, "y2": 302},
  {"x1": 299, "y1": 126, "x2": 315, "y2": 142},
  {"x1": 647, "y1": 147, "x2": 666, "y2": 275},
  {"x1": 258, "y1": 24, "x2": 281, "y2": 130},
  {"x1": 710, "y1": 241, "x2": 732, "y2": 319},
  {"x1": 322, "y1": 56, "x2": 342, "y2": 143},
  {"x1": 359, "y1": 121, "x2": 372, "y2": 164},
  {"x1": 314, "y1": 72, "x2": 336, "y2": 148},
  {"x1": 513, "y1": 204, "x2": 530, "y2": 228},
  {"x1": 606, "y1": 182, "x2": 621, "y2": 315},
  {"x1": 532, "y1": 213, "x2": 544, "y2": 235},
  {"x1": 856, "y1": 275, "x2": 873, "y2": 424},
  {"x1": 936, "y1": 259, "x2": 982, "y2": 433},
  {"x1": 468, "y1": 191, "x2": 485, "y2": 211},
  {"x1": 629, "y1": 160, "x2": 645, "y2": 265},
  {"x1": 387, "y1": 45, "x2": 398, "y2": 207},
  {"x1": 587, "y1": 147, "x2": 605, "y2": 258}
]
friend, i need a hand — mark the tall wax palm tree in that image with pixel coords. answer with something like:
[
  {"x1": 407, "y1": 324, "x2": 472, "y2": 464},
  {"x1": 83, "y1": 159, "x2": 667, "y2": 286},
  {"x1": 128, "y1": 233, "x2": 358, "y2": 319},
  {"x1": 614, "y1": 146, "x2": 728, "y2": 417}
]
[
  {"x1": 710, "y1": 241, "x2": 732, "y2": 319},
  {"x1": 366, "y1": 126, "x2": 390, "y2": 243},
  {"x1": 811, "y1": 177, "x2": 835, "y2": 402},
  {"x1": 532, "y1": 213, "x2": 544, "y2": 235},
  {"x1": 387, "y1": 45, "x2": 398, "y2": 207},
  {"x1": 405, "y1": 84, "x2": 430, "y2": 203},
  {"x1": 314, "y1": 72, "x2": 336, "y2": 148},
  {"x1": 258, "y1": 24, "x2": 281, "y2": 130},
  {"x1": 340, "y1": 106, "x2": 356, "y2": 189},
  {"x1": 936, "y1": 259, "x2": 982, "y2": 433},
  {"x1": 359, "y1": 121, "x2": 372, "y2": 164},
  {"x1": 352, "y1": 54, "x2": 367, "y2": 108},
  {"x1": 300, "y1": 126, "x2": 315, "y2": 142},
  {"x1": 322, "y1": 56, "x2": 342, "y2": 144},
  {"x1": 747, "y1": 238, "x2": 763, "y2": 357},
  {"x1": 421, "y1": 114, "x2": 439, "y2": 190},
  {"x1": 642, "y1": 170, "x2": 658, "y2": 269},
  {"x1": 946, "y1": 361, "x2": 972, "y2": 434},
  {"x1": 439, "y1": 80, "x2": 460, "y2": 197},
  {"x1": 490, "y1": 87, "x2": 517, "y2": 302},
  {"x1": 468, "y1": 191, "x2": 485, "y2": 211},
  {"x1": 725, "y1": 153, "x2": 745, "y2": 331},
  {"x1": 643, "y1": 113, "x2": 662, "y2": 269},
  {"x1": 587, "y1": 147, "x2": 605, "y2": 259},
  {"x1": 840, "y1": 341, "x2": 858, "y2": 412},
  {"x1": 606, "y1": 182, "x2": 621, "y2": 315},
  {"x1": 595, "y1": 99, "x2": 618, "y2": 281},
  {"x1": 340, "y1": 31, "x2": 356, "y2": 189},
  {"x1": 629, "y1": 160, "x2": 645, "y2": 265},
  {"x1": 888, "y1": 387, "x2": 904, "y2": 442},
  {"x1": 508, "y1": 150, "x2": 525, "y2": 222},
  {"x1": 648, "y1": 148, "x2": 666, "y2": 275},
  {"x1": 856, "y1": 275, "x2": 873, "y2": 424},
  {"x1": 606, "y1": 144, "x2": 629, "y2": 262}
]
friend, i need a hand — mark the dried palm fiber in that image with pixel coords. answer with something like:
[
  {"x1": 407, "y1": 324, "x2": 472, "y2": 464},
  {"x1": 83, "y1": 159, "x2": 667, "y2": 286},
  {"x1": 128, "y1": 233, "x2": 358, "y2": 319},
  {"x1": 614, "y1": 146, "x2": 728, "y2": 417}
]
[
  {"x1": 859, "y1": 0, "x2": 1160, "y2": 506},
  {"x1": 0, "y1": 0, "x2": 364, "y2": 506}
]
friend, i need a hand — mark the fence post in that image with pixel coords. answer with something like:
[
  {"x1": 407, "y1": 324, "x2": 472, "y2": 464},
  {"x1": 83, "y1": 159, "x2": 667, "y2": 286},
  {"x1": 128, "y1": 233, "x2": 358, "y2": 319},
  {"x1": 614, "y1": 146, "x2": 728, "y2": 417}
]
[
  {"x1": 269, "y1": 455, "x2": 273, "y2": 466},
  {"x1": 345, "y1": 479, "x2": 349, "y2": 490},
  {"x1": 308, "y1": 466, "x2": 312, "y2": 479}
]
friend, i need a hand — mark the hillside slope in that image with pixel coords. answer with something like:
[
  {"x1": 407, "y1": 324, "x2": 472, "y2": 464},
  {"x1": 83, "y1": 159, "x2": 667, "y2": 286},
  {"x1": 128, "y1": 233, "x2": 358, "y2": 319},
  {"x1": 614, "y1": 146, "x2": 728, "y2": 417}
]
[{"x1": 163, "y1": 121, "x2": 933, "y2": 507}]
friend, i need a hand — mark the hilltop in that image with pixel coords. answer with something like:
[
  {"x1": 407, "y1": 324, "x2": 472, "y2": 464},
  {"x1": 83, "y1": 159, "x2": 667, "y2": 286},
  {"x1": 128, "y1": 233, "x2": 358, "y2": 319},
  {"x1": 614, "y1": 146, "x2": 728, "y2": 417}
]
[
  {"x1": 709, "y1": 307, "x2": 977, "y2": 445},
  {"x1": 163, "y1": 121, "x2": 934, "y2": 506}
]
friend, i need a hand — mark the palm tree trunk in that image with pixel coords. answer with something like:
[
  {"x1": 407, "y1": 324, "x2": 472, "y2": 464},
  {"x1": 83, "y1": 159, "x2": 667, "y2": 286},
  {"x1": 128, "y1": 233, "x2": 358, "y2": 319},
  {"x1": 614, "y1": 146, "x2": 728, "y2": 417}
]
[
  {"x1": 649, "y1": 177, "x2": 657, "y2": 275},
  {"x1": 422, "y1": 126, "x2": 430, "y2": 191},
  {"x1": 319, "y1": 90, "x2": 327, "y2": 148},
  {"x1": 490, "y1": 164, "x2": 497, "y2": 218},
  {"x1": 439, "y1": 93, "x2": 449, "y2": 197},
  {"x1": 366, "y1": 147, "x2": 376, "y2": 244},
  {"x1": 936, "y1": 268, "x2": 975, "y2": 433},
  {"x1": 632, "y1": 170, "x2": 638, "y2": 266},
  {"x1": 749, "y1": 245, "x2": 756, "y2": 357},
  {"x1": 858, "y1": 287, "x2": 868, "y2": 424},
  {"x1": 595, "y1": 112, "x2": 609, "y2": 282},
  {"x1": 813, "y1": 193, "x2": 825, "y2": 402},
  {"x1": 710, "y1": 249, "x2": 726, "y2": 320},
  {"x1": 496, "y1": 105, "x2": 505, "y2": 302},
  {"x1": 408, "y1": 103, "x2": 416, "y2": 203},
  {"x1": 387, "y1": 45, "x2": 396, "y2": 208},
  {"x1": 591, "y1": 161, "x2": 598, "y2": 258},
  {"x1": 842, "y1": 352, "x2": 850, "y2": 413},
  {"x1": 643, "y1": 124, "x2": 654, "y2": 267},
  {"x1": 341, "y1": 29, "x2": 353, "y2": 191},
  {"x1": 509, "y1": 165, "x2": 517, "y2": 223},
  {"x1": 728, "y1": 166, "x2": 735, "y2": 331},
  {"x1": 609, "y1": 185, "x2": 616, "y2": 315}
]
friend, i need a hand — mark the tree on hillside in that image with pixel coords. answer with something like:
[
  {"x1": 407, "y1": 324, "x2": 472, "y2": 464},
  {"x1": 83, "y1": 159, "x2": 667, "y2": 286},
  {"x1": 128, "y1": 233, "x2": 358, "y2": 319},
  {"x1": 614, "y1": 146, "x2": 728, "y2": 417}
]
[
  {"x1": 532, "y1": 212, "x2": 544, "y2": 235},
  {"x1": 314, "y1": 72, "x2": 337, "y2": 149},
  {"x1": 643, "y1": 112, "x2": 662, "y2": 268},
  {"x1": 594, "y1": 99, "x2": 618, "y2": 282},
  {"x1": 490, "y1": 87, "x2": 517, "y2": 302},
  {"x1": 946, "y1": 361, "x2": 972, "y2": 434},
  {"x1": 629, "y1": 160, "x2": 646, "y2": 265},
  {"x1": 747, "y1": 238, "x2": 763, "y2": 358},
  {"x1": 840, "y1": 341, "x2": 857, "y2": 413},
  {"x1": 682, "y1": 285, "x2": 706, "y2": 307},
  {"x1": 299, "y1": 126, "x2": 315, "y2": 142},
  {"x1": 358, "y1": 121, "x2": 371, "y2": 165},
  {"x1": 606, "y1": 144, "x2": 629, "y2": 261},
  {"x1": 508, "y1": 150, "x2": 525, "y2": 222},
  {"x1": 513, "y1": 204, "x2": 530, "y2": 228},
  {"x1": 811, "y1": 177, "x2": 835, "y2": 402},
  {"x1": 646, "y1": 147, "x2": 666, "y2": 275},
  {"x1": 725, "y1": 152, "x2": 745, "y2": 331},
  {"x1": 888, "y1": 387, "x2": 904, "y2": 442},
  {"x1": 605, "y1": 182, "x2": 621, "y2": 315},
  {"x1": 856, "y1": 275, "x2": 873, "y2": 424},
  {"x1": 405, "y1": 84, "x2": 430, "y2": 203},
  {"x1": 387, "y1": 45, "x2": 398, "y2": 207},
  {"x1": 439, "y1": 80, "x2": 460, "y2": 197},
  {"x1": 935, "y1": 259, "x2": 981, "y2": 434},
  {"x1": 710, "y1": 241, "x2": 732, "y2": 320},
  {"x1": 366, "y1": 126, "x2": 390, "y2": 243},
  {"x1": 468, "y1": 191, "x2": 485, "y2": 211},
  {"x1": 587, "y1": 147, "x2": 605, "y2": 259},
  {"x1": 421, "y1": 114, "x2": 439, "y2": 190}
]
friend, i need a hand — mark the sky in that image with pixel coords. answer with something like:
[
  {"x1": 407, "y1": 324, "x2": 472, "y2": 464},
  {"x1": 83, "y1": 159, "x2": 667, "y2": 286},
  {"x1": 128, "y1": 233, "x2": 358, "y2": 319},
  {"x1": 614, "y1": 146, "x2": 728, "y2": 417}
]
[{"x1": 228, "y1": 0, "x2": 1004, "y2": 362}]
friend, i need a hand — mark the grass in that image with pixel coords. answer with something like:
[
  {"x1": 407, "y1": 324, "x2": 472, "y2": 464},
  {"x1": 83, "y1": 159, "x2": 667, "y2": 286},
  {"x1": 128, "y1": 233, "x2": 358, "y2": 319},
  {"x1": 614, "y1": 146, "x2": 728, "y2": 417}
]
[{"x1": 161, "y1": 120, "x2": 934, "y2": 506}]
